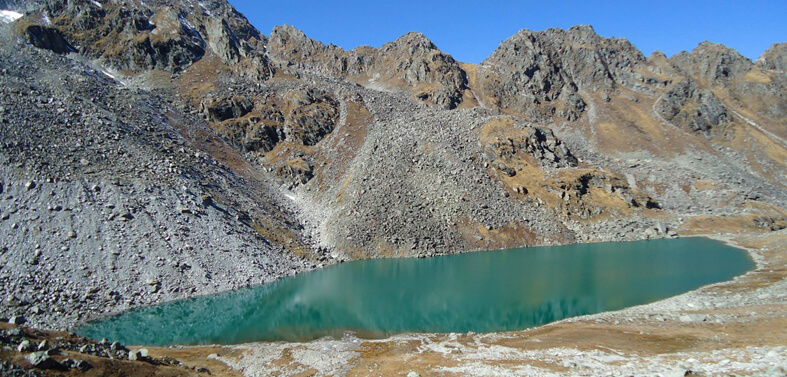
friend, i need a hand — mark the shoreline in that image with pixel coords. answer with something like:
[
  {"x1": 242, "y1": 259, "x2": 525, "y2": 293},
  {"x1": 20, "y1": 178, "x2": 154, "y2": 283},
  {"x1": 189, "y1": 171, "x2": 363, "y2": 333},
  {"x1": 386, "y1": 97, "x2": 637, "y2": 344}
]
[
  {"x1": 1, "y1": 228, "x2": 783, "y2": 376},
  {"x1": 118, "y1": 229, "x2": 784, "y2": 376},
  {"x1": 72, "y1": 233, "x2": 745, "y2": 342}
]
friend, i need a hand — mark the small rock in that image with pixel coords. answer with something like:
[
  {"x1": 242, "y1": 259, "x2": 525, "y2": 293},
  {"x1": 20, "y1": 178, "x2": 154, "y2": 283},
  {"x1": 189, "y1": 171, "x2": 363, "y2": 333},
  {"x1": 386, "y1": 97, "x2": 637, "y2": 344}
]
[
  {"x1": 9, "y1": 315, "x2": 25, "y2": 325},
  {"x1": 25, "y1": 181, "x2": 36, "y2": 190},
  {"x1": 129, "y1": 348, "x2": 148, "y2": 361},
  {"x1": 407, "y1": 372, "x2": 421, "y2": 377},
  {"x1": 45, "y1": 347, "x2": 61, "y2": 356},
  {"x1": 110, "y1": 341, "x2": 126, "y2": 351},
  {"x1": 75, "y1": 360, "x2": 91, "y2": 371},
  {"x1": 29, "y1": 306, "x2": 42, "y2": 315},
  {"x1": 26, "y1": 351, "x2": 60, "y2": 369},
  {"x1": 17, "y1": 340, "x2": 33, "y2": 352},
  {"x1": 679, "y1": 314, "x2": 706, "y2": 323},
  {"x1": 37, "y1": 340, "x2": 48, "y2": 351}
]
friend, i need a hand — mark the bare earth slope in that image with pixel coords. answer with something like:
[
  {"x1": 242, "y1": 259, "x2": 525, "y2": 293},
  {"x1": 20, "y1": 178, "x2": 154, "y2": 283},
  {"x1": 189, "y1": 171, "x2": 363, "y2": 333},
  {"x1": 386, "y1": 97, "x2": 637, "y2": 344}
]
[{"x1": 0, "y1": 0, "x2": 785, "y2": 375}]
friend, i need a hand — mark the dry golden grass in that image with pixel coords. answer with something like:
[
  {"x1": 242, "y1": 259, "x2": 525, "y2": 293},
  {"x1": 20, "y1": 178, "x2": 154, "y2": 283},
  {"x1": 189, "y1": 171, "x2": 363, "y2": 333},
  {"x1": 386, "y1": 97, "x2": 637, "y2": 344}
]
[
  {"x1": 478, "y1": 117, "x2": 664, "y2": 224},
  {"x1": 586, "y1": 89, "x2": 703, "y2": 158},
  {"x1": 680, "y1": 203, "x2": 787, "y2": 236},
  {"x1": 693, "y1": 180, "x2": 720, "y2": 191},
  {"x1": 454, "y1": 217, "x2": 541, "y2": 250},
  {"x1": 313, "y1": 101, "x2": 372, "y2": 190},
  {"x1": 743, "y1": 69, "x2": 773, "y2": 84},
  {"x1": 458, "y1": 62, "x2": 482, "y2": 109}
]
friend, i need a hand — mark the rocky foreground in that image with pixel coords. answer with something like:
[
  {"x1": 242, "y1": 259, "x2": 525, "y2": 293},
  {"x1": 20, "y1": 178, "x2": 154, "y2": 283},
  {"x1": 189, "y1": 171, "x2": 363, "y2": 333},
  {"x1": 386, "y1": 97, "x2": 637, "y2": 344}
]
[{"x1": 0, "y1": 0, "x2": 785, "y2": 375}]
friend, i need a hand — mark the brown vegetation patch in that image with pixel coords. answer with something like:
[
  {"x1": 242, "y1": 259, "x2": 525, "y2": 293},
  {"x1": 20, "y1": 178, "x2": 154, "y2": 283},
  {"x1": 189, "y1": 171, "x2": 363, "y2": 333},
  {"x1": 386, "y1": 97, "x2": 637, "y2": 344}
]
[
  {"x1": 312, "y1": 101, "x2": 372, "y2": 191},
  {"x1": 680, "y1": 205, "x2": 787, "y2": 235}
]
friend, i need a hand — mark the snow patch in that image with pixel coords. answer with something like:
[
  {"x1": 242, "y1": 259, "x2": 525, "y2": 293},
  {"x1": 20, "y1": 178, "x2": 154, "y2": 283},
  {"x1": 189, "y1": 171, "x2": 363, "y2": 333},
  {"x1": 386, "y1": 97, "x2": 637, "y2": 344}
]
[
  {"x1": 0, "y1": 10, "x2": 23, "y2": 24},
  {"x1": 91, "y1": 0, "x2": 103, "y2": 8}
]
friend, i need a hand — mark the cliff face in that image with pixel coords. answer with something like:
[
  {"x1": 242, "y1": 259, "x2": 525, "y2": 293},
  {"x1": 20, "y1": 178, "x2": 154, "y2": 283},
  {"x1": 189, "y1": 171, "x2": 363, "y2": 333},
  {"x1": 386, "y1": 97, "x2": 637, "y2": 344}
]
[
  {"x1": 1, "y1": 0, "x2": 786, "y2": 331},
  {"x1": 476, "y1": 25, "x2": 646, "y2": 122},
  {"x1": 758, "y1": 43, "x2": 787, "y2": 72},
  {"x1": 267, "y1": 25, "x2": 468, "y2": 109}
]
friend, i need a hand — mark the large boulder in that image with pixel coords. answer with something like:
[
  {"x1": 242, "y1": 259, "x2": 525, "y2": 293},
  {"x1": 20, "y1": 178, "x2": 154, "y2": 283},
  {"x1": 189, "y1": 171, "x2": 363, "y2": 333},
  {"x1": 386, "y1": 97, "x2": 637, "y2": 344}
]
[
  {"x1": 21, "y1": 24, "x2": 75, "y2": 54},
  {"x1": 200, "y1": 96, "x2": 255, "y2": 122},
  {"x1": 26, "y1": 351, "x2": 61, "y2": 370}
]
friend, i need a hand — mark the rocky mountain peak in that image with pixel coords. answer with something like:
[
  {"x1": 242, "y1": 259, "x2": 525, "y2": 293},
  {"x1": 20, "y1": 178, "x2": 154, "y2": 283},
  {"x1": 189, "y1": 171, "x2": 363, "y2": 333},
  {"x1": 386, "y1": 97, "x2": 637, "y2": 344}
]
[
  {"x1": 478, "y1": 24, "x2": 646, "y2": 122},
  {"x1": 757, "y1": 42, "x2": 787, "y2": 72},
  {"x1": 382, "y1": 31, "x2": 438, "y2": 54},
  {"x1": 266, "y1": 25, "x2": 468, "y2": 109},
  {"x1": 669, "y1": 41, "x2": 752, "y2": 85},
  {"x1": 10, "y1": 0, "x2": 268, "y2": 74},
  {"x1": 267, "y1": 24, "x2": 338, "y2": 65},
  {"x1": 566, "y1": 24, "x2": 596, "y2": 34},
  {"x1": 270, "y1": 24, "x2": 310, "y2": 44},
  {"x1": 649, "y1": 50, "x2": 667, "y2": 60}
]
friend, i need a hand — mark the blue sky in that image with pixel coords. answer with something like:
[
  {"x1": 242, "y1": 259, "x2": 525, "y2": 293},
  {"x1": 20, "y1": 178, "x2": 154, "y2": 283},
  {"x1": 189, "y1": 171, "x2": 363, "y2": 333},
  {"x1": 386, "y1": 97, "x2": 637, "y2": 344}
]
[{"x1": 229, "y1": 1, "x2": 786, "y2": 64}]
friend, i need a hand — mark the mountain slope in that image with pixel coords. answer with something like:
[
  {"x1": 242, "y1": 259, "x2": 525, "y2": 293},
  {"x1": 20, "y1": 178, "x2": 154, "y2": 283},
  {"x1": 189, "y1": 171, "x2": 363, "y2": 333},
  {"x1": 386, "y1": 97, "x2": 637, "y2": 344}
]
[{"x1": 0, "y1": 0, "x2": 785, "y2": 333}]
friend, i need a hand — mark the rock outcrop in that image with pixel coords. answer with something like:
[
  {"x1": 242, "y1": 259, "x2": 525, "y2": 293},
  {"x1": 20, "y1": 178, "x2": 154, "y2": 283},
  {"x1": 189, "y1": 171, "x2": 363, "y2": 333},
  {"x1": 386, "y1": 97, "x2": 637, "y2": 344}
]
[
  {"x1": 758, "y1": 43, "x2": 787, "y2": 72},
  {"x1": 20, "y1": 24, "x2": 74, "y2": 54},
  {"x1": 656, "y1": 79, "x2": 730, "y2": 135},
  {"x1": 486, "y1": 125, "x2": 578, "y2": 169},
  {"x1": 267, "y1": 26, "x2": 468, "y2": 109},
  {"x1": 477, "y1": 25, "x2": 646, "y2": 122},
  {"x1": 14, "y1": 0, "x2": 271, "y2": 76},
  {"x1": 669, "y1": 42, "x2": 753, "y2": 85}
]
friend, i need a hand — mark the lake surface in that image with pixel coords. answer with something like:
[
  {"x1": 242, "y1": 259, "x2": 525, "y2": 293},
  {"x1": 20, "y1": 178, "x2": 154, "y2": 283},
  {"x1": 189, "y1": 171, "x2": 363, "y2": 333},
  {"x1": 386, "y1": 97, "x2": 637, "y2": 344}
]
[{"x1": 76, "y1": 237, "x2": 753, "y2": 346}]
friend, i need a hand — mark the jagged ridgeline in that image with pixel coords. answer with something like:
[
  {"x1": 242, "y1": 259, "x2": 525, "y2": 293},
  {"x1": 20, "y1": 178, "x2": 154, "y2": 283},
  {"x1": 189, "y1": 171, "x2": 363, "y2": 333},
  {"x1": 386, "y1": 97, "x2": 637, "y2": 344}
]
[{"x1": 0, "y1": 0, "x2": 786, "y2": 331}]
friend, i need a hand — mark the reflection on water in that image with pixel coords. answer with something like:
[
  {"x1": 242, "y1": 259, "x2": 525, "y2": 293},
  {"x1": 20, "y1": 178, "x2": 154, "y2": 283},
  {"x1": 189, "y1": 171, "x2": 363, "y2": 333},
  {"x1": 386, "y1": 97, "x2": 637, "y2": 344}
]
[{"x1": 77, "y1": 237, "x2": 753, "y2": 345}]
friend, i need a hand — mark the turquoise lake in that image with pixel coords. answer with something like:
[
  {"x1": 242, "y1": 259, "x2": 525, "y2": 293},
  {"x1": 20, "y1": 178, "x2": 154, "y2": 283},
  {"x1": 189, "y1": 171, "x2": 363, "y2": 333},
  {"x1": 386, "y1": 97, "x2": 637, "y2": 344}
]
[{"x1": 76, "y1": 237, "x2": 754, "y2": 346}]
